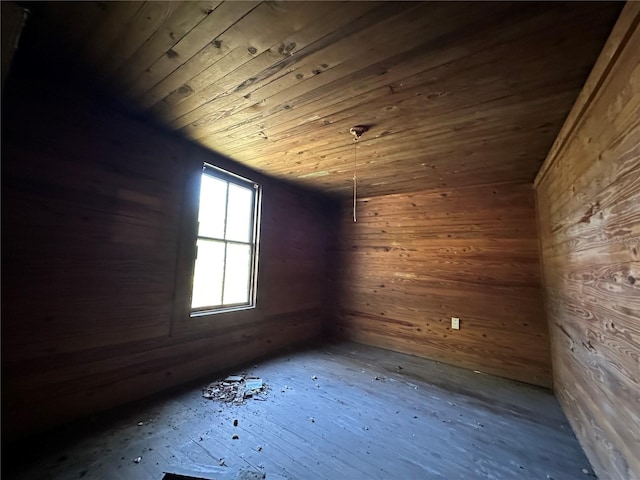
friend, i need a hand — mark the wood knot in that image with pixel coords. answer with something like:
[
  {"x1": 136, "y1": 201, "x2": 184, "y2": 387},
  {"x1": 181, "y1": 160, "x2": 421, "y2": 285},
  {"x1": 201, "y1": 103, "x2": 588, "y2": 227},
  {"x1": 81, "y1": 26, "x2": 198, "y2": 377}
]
[
  {"x1": 428, "y1": 92, "x2": 447, "y2": 100},
  {"x1": 578, "y1": 202, "x2": 600, "y2": 224},
  {"x1": 235, "y1": 77, "x2": 258, "y2": 92},
  {"x1": 278, "y1": 42, "x2": 297, "y2": 55},
  {"x1": 166, "y1": 49, "x2": 179, "y2": 59},
  {"x1": 629, "y1": 276, "x2": 636, "y2": 285},
  {"x1": 295, "y1": 73, "x2": 304, "y2": 80},
  {"x1": 212, "y1": 39, "x2": 222, "y2": 48},
  {"x1": 248, "y1": 46, "x2": 258, "y2": 55}
]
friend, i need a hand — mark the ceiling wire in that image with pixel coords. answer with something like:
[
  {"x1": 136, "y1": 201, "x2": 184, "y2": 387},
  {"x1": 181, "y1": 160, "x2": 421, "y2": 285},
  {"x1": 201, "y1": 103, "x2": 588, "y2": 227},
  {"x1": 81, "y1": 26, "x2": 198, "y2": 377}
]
[
  {"x1": 353, "y1": 137, "x2": 358, "y2": 222},
  {"x1": 349, "y1": 125, "x2": 367, "y2": 223}
]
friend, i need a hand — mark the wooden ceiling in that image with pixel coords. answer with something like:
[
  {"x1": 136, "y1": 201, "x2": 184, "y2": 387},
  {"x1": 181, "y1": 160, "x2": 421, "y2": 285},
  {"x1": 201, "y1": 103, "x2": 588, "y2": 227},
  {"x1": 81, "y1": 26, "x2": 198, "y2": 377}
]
[{"x1": 36, "y1": 1, "x2": 620, "y2": 198}]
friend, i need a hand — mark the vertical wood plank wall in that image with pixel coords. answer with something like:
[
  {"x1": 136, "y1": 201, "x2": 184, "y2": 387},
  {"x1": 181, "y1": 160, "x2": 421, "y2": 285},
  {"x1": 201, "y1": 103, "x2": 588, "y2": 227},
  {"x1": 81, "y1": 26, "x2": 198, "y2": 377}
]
[
  {"x1": 332, "y1": 183, "x2": 551, "y2": 387},
  {"x1": 534, "y1": 4, "x2": 640, "y2": 478},
  {"x1": 1, "y1": 62, "x2": 334, "y2": 440}
]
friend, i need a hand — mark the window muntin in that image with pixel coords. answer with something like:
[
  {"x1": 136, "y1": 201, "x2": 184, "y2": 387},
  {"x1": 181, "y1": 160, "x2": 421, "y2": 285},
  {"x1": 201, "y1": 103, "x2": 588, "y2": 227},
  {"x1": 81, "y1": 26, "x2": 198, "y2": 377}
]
[{"x1": 191, "y1": 164, "x2": 259, "y2": 314}]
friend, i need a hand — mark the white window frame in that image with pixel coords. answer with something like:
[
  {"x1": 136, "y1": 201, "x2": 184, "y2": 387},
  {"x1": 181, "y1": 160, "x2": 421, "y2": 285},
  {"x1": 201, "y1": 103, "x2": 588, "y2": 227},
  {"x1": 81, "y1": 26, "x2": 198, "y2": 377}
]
[{"x1": 190, "y1": 163, "x2": 261, "y2": 316}]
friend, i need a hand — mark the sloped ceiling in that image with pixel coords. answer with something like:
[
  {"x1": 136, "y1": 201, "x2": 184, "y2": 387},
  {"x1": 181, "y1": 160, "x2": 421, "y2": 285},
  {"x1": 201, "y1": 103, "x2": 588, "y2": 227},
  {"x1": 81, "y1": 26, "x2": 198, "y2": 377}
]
[{"x1": 33, "y1": 1, "x2": 621, "y2": 197}]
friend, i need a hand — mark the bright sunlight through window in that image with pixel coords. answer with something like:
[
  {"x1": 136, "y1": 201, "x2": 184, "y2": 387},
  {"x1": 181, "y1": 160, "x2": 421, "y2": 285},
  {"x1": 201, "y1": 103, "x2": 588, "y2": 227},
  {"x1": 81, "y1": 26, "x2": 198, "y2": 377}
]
[{"x1": 191, "y1": 165, "x2": 260, "y2": 314}]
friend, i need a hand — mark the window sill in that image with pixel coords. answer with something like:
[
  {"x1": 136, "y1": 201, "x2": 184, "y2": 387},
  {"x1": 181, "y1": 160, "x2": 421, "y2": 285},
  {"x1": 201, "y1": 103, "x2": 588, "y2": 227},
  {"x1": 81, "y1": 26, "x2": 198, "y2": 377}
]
[{"x1": 190, "y1": 304, "x2": 256, "y2": 317}]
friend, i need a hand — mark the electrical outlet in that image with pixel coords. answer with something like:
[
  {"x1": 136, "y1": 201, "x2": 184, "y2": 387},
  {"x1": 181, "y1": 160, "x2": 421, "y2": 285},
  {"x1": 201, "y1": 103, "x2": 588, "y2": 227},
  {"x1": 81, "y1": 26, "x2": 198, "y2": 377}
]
[{"x1": 451, "y1": 317, "x2": 460, "y2": 330}]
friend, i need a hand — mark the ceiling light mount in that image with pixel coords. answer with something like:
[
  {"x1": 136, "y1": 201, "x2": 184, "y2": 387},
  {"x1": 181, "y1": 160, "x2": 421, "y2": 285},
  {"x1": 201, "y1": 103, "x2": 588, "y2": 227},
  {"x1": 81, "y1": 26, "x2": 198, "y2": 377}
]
[{"x1": 349, "y1": 125, "x2": 368, "y2": 142}]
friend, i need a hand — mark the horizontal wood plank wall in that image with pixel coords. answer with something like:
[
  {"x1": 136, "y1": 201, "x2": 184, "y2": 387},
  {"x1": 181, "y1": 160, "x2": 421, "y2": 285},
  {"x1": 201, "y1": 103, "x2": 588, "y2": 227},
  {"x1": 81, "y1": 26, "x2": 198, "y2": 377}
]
[
  {"x1": 534, "y1": 4, "x2": 640, "y2": 478},
  {"x1": 332, "y1": 183, "x2": 551, "y2": 387},
  {"x1": 1, "y1": 64, "x2": 334, "y2": 440}
]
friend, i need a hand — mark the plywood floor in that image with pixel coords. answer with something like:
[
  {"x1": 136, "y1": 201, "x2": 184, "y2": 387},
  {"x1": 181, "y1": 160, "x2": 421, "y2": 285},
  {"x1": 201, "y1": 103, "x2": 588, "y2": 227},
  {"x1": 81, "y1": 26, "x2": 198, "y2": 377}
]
[{"x1": 3, "y1": 342, "x2": 594, "y2": 480}]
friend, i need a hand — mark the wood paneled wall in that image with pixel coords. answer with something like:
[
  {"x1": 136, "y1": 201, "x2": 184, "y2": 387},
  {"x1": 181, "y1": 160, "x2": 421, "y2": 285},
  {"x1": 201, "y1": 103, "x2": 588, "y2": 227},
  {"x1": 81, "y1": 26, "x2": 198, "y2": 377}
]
[
  {"x1": 331, "y1": 183, "x2": 551, "y2": 387},
  {"x1": 535, "y1": 4, "x2": 640, "y2": 478},
  {"x1": 1, "y1": 43, "x2": 335, "y2": 440}
]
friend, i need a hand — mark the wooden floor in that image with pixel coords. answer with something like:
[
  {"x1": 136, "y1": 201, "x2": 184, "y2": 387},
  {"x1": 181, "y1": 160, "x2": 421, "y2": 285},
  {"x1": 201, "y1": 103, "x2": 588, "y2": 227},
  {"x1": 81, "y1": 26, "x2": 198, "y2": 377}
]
[{"x1": 3, "y1": 342, "x2": 594, "y2": 480}]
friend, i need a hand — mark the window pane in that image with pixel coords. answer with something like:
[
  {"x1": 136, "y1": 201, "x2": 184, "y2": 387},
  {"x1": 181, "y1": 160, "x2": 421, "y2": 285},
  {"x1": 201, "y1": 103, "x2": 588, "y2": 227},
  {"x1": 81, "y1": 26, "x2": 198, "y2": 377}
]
[
  {"x1": 225, "y1": 183, "x2": 253, "y2": 242},
  {"x1": 191, "y1": 239, "x2": 225, "y2": 308},
  {"x1": 198, "y1": 174, "x2": 227, "y2": 239},
  {"x1": 223, "y1": 243, "x2": 251, "y2": 305}
]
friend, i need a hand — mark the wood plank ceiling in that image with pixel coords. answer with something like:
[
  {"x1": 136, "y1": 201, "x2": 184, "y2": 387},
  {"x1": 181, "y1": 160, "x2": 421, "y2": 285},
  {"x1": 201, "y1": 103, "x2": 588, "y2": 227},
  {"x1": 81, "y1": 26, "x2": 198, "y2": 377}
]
[{"x1": 37, "y1": 1, "x2": 621, "y2": 198}]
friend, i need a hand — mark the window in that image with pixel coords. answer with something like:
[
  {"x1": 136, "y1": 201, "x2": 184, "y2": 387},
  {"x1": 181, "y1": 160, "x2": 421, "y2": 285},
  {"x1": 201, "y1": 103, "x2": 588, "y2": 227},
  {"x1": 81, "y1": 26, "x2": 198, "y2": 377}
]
[{"x1": 190, "y1": 164, "x2": 260, "y2": 315}]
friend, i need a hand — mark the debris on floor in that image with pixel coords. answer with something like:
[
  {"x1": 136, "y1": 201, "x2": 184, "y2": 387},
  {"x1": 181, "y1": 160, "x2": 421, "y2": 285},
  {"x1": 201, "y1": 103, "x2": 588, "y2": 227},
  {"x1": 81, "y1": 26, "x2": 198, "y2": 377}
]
[
  {"x1": 232, "y1": 434, "x2": 239, "y2": 440},
  {"x1": 219, "y1": 458, "x2": 227, "y2": 467},
  {"x1": 203, "y1": 373, "x2": 267, "y2": 403},
  {"x1": 233, "y1": 419, "x2": 239, "y2": 427},
  {"x1": 245, "y1": 378, "x2": 264, "y2": 393},
  {"x1": 133, "y1": 456, "x2": 142, "y2": 464}
]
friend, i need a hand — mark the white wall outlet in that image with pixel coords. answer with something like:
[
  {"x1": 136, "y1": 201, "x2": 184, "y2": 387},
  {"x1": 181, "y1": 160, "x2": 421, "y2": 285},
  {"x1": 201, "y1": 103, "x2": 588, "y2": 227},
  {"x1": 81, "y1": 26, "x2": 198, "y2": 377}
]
[{"x1": 451, "y1": 317, "x2": 460, "y2": 330}]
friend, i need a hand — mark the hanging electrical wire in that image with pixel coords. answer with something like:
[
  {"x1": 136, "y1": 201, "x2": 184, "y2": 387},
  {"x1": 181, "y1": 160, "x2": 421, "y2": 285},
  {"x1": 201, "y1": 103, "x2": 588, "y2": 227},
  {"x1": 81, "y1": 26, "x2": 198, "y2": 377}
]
[
  {"x1": 353, "y1": 136, "x2": 358, "y2": 222},
  {"x1": 349, "y1": 125, "x2": 368, "y2": 223}
]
